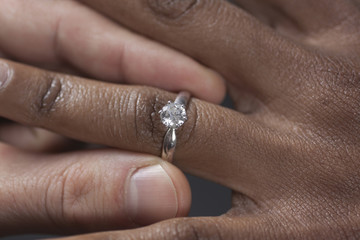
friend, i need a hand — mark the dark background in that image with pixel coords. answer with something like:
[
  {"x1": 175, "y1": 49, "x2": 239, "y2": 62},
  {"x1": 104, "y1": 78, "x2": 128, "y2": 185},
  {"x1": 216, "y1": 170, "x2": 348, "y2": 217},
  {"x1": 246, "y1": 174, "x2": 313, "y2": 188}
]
[{"x1": 1, "y1": 97, "x2": 234, "y2": 240}]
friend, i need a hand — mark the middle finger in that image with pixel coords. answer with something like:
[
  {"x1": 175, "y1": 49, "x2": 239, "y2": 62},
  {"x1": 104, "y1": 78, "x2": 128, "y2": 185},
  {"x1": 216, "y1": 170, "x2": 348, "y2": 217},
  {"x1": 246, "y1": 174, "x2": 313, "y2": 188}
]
[{"x1": 80, "y1": 0, "x2": 309, "y2": 99}]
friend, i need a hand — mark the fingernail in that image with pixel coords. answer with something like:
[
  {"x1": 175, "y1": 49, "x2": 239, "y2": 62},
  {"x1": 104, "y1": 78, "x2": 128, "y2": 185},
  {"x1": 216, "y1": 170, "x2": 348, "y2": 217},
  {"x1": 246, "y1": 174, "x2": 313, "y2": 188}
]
[
  {"x1": 126, "y1": 164, "x2": 178, "y2": 225},
  {"x1": 0, "y1": 62, "x2": 10, "y2": 89}
]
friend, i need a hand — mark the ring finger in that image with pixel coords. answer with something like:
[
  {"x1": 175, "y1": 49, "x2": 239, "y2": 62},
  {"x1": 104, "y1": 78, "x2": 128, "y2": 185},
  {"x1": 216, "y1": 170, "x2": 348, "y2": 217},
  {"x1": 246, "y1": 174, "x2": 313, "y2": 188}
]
[{"x1": 0, "y1": 59, "x2": 287, "y2": 200}]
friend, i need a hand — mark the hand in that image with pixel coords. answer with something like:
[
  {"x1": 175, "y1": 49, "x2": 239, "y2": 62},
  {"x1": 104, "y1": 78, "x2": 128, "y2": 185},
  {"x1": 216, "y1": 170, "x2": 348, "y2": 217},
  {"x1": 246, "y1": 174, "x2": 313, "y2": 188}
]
[
  {"x1": 0, "y1": 62, "x2": 195, "y2": 236},
  {"x1": 0, "y1": 0, "x2": 225, "y2": 103},
  {"x1": 0, "y1": 0, "x2": 228, "y2": 236},
  {"x1": 50, "y1": 0, "x2": 360, "y2": 239}
]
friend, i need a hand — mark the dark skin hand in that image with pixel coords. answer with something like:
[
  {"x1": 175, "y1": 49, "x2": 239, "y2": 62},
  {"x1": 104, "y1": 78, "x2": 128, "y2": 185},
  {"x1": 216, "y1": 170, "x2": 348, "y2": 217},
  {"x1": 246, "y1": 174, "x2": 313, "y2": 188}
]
[{"x1": 49, "y1": 0, "x2": 360, "y2": 239}]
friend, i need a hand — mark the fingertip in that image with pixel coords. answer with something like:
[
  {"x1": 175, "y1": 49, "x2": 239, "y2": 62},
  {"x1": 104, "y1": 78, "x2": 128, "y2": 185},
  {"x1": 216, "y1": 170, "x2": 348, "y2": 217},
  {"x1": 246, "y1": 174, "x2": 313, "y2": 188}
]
[
  {"x1": 117, "y1": 39, "x2": 226, "y2": 104},
  {"x1": 163, "y1": 58, "x2": 226, "y2": 104},
  {"x1": 198, "y1": 68, "x2": 227, "y2": 104},
  {"x1": 125, "y1": 161, "x2": 191, "y2": 225},
  {"x1": 167, "y1": 55, "x2": 226, "y2": 103},
  {"x1": 160, "y1": 162, "x2": 191, "y2": 218}
]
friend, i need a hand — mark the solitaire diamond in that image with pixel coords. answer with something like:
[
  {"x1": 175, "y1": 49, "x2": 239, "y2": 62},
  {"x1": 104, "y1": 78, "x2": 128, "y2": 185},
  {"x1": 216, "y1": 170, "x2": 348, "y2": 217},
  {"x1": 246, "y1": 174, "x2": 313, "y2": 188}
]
[{"x1": 159, "y1": 101, "x2": 187, "y2": 129}]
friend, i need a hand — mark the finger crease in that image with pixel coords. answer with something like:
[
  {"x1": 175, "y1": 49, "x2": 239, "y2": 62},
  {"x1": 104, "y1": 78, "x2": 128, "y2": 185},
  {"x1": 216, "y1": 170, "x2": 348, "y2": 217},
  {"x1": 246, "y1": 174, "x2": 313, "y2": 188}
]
[{"x1": 39, "y1": 76, "x2": 63, "y2": 116}]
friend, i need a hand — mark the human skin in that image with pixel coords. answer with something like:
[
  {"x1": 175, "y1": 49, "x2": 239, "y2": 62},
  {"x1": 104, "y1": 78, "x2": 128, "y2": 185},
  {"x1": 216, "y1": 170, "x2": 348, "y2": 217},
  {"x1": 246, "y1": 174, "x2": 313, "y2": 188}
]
[
  {"x1": 1, "y1": 0, "x2": 360, "y2": 239},
  {"x1": 0, "y1": 0, "x2": 227, "y2": 236},
  {"x1": 47, "y1": 0, "x2": 360, "y2": 239}
]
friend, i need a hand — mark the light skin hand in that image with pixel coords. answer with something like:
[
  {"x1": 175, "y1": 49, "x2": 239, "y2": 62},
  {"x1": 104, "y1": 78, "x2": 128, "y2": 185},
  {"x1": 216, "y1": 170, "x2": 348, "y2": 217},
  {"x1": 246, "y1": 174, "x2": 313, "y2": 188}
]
[
  {"x1": 0, "y1": 0, "x2": 225, "y2": 103},
  {"x1": 45, "y1": 0, "x2": 360, "y2": 239},
  {"x1": 0, "y1": 0, "x2": 231, "y2": 235},
  {"x1": 0, "y1": 71, "x2": 193, "y2": 235},
  {"x1": 0, "y1": 61, "x2": 195, "y2": 236},
  {"x1": 0, "y1": 145, "x2": 191, "y2": 236},
  {"x1": 0, "y1": 0, "x2": 225, "y2": 152}
]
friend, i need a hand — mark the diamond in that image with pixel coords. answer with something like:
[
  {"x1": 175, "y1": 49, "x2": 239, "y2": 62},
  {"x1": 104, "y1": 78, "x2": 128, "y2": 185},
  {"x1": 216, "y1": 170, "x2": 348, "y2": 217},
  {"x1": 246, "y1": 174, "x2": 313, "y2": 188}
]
[{"x1": 159, "y1": 101, "x2": 187, "y2": 129}]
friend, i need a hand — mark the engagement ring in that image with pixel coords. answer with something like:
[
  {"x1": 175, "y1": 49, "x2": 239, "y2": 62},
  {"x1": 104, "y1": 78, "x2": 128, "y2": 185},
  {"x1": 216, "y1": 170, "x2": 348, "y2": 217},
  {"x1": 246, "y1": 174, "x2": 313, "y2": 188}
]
[{"x1": 159, "y1": 91, "x2": 190, "y2": 162}]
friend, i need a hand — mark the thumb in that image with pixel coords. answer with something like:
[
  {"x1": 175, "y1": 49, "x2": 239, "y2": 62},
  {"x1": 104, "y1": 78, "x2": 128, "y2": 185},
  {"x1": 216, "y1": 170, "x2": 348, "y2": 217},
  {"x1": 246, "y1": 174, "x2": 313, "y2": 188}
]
[{"x1": 0, "y1": 144, "x2": 191, "y2": 236}]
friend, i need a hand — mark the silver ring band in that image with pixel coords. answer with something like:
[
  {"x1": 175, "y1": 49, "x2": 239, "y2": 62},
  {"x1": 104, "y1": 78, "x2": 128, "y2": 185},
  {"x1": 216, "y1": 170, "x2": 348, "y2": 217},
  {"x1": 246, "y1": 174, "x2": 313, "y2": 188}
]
[{"x1": 159, "y1": 91, "x2": 191, "y2": 162}]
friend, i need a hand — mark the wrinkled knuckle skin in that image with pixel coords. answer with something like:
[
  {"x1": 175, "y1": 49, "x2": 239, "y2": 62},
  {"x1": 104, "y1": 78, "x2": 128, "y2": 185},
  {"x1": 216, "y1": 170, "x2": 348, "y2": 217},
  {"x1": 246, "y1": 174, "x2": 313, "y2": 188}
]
[
  {"x1": 158, "y1": 219, "x2": 224, "y2": 240},
  {"x1": 32, "y1": 73, "x2": 64, "y2": 118},
  {"x1": 58, "y1": 162, "x2": 96, "y2": 226},
  {"x1": 0, "y1": 61, "x2": 12, "y2": 91},
  {"x1": 146, "y1": 0, "x2": 205, "y2": 24},
  {"x1": 315, "y1": 58, "x2": 360, "y2": 111},
  {"x1": 130, "y1": 87, "x2": 169, "y2": 154},
  {"x1": 305, "y1": 58, "x2": 360, "y2": 139},
  {"x1": 147, "y1": 0, "x2": 197, "y2": 19},
  {"x1": 124, "y1": 87, "x2": 199, "y2": 156}
]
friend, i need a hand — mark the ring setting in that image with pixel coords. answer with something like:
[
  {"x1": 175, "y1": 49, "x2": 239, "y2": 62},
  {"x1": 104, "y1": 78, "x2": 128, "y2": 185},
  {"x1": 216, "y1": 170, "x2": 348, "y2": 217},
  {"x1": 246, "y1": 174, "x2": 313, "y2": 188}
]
[
  {"x1": 159, "y1": 91, "x2": 190, "y2": 162},
  {"x1": 160, "y1": 101, "x2": 187, "y2": 128}
]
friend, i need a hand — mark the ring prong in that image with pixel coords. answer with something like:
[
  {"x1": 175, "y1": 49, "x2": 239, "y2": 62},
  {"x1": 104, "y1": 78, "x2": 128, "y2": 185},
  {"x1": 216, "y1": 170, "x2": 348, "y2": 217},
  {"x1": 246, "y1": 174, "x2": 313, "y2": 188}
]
[{"x1": 160, "y1": 91, "x2": 191, "y2": 162}]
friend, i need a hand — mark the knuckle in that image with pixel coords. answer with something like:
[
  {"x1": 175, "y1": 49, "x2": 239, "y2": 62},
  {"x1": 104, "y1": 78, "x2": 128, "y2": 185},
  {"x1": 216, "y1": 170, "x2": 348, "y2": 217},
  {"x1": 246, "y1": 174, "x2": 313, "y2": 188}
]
[
  {"x1": 58, "y1": 161, "x2": 95, "y2": 224},
  {"x1": 159, "y1": 218, "x2": 224, "y2": 240},
  {"x1": 174, "y1": 219, "x2": 206, "y2": 240},
  {"x1": 111, "y1": 86, "x2": 199, "y2": 156},
  {"x1": 42, "y1": 159, "x2": 125, "y2": 230},
  {"x1": 32, "y1": 73, "x2": 64, "y2": 118},
  {"x1": 316, "y1": 57, "x2": 360, "y2": 108},
  {"x1": 125, "y1": 87, "x2": 198, "y2": 156},
  {"x1": 0, "y1": 60, "x2": 13, "y2": 91},
  {"x1": 146, "y1": 0, "x2": 198, "y2": 20},
  {"x1": 129, "y1": 87, "x2": 167, "y2": 153},
  {"x1": 145, "y1": 0, "x2": 221, "y2": 27},
  {"x1": 302, "y1": 57, "x2": 360, "y2": 137}
]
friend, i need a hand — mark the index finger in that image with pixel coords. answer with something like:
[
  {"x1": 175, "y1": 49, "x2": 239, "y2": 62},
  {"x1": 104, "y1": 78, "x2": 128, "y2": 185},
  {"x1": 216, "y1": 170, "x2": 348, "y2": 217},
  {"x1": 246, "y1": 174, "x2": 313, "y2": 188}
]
[
  {"x1": 80, "y1": 0, "x2": 307, "y2": 99},
  {"x1": 0, "y1": 0, "x2": 225, "y2": 103}
]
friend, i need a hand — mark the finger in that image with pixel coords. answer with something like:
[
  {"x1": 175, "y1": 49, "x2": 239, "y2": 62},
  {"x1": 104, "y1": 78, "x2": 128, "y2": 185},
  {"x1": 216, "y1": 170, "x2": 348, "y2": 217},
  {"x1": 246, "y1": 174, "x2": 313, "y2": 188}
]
[
  {"x1": 232, "y1": 0, "x2": 360, "y2": 48},
  {"x1": 54, "y1": 213, "x2": 359, "y2": 240},
  {"x1": 0, "y1": 60, "x2": 285, "y2": 199},
  {"x1": 230, "y1": 0, "x2": 297, "y2": 32},
  {"x1": 79, "y1": 0, "x2": 306, "y2": 99},
  {"x1": 0, "y1": 0, "x2": 225, "y2": 103},
  {"x1": 0, "y1": 144, "x2": 190, "y2": 235},
  {"x1": 0, "y1": 123, "x2": 71, "y2": 152},
  {"x1": 248, "y1": 0, "x2": 358, "y2": 34},
  {"x1": 54, "y1": 216, "x2": 288, "y2": 240}
]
